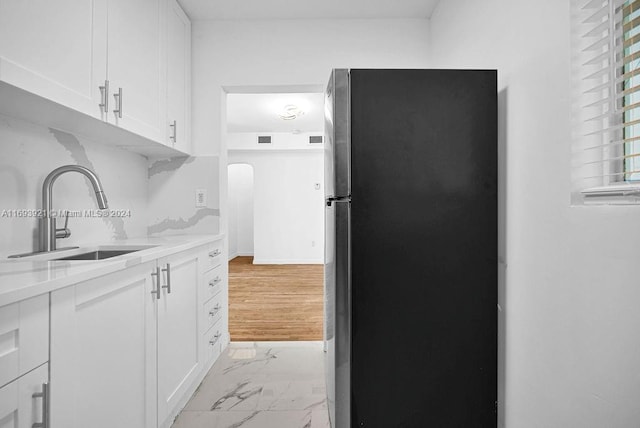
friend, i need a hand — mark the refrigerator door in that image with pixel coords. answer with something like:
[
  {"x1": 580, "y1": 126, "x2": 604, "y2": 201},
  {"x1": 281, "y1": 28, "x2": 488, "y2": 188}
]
[
  {"x1": 324, "y1": 68, "x2": 352, "y2": 428},
  {"x1": 324, "y1": 200, "x2": 336, "y2": 425},
  {"x1": 349, "y1": 69, "x2": 498, "y2": 427},
  {"x1": 324, "y1": 198, "x2": 351, "y2": 428}
]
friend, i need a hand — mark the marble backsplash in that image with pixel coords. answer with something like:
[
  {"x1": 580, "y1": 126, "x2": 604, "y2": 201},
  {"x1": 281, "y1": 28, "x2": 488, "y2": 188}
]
[
  {"x1": 148, "y1": 156, "x2": 220, "y2": 237},
  {"x1": 0, "y1": 113, "x2": 219, "y2": 258}
]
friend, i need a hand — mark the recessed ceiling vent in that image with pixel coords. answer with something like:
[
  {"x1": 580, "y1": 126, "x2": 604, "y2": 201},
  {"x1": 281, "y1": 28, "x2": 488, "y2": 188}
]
[
  {"x1": 258, "y1": 135, "x2": 272, "y2": 144},
  {"x1": 309, "y1": 136, "x2": 323, "y2": 144}
]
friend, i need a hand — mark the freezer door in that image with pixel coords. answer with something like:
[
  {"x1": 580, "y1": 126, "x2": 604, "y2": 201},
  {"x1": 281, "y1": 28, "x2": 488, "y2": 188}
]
[{"x1": 324, "y1": 69, "x2": 350, "y2": 199}]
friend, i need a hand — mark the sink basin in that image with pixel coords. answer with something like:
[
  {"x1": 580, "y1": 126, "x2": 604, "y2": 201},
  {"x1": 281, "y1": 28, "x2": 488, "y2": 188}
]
[{"x1": 54, "y1": 249, "x2": 141, "y2": 261}]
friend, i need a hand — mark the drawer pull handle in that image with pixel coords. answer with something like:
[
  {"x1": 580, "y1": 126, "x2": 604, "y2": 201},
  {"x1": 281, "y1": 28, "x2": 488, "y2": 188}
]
[
  {"x1": 209, "y1": 332, "x2": 221, "y2": 346},
  {"x1": 209, "y1": 276, "x2": 222, "y2": 287},
  {"x1": 32, "y1": 382, "x2": 49, "y2": 428},
  {"x1": 209, "y1": 249, "x2": 221, "y2": 258},
  {"x1": 209, "y1": 304, "x2": 222, "y2": 317}
]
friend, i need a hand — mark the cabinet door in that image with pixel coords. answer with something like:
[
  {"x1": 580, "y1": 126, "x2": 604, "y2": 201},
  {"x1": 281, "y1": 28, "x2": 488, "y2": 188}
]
[
  {"x1": 157, "y1": 250, "x2": 200, "y2": 423},
  {"x1": 0, "y1": 294, "x2": 49, "y2": 389},
  {"x1": 166, "y1": 0, "x2": 191, "y2": 153},
  {"x1": 0, "y1": 0, "x2": 107, "y2": 118},
  {"x1": 106, "y1": 0, "x2": 165, "y2": 142},
  {"x1": 0, "y1": 363, "x2": 48, "y2": 428},
  {"x1": 50, "y1": 263, "x2": 157, "y2": 428}
]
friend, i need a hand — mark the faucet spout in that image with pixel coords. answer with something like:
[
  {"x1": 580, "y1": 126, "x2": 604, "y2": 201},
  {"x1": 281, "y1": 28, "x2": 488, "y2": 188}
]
[{"x1": 40, "y1": 165, "x2": 109, "y2": 252}]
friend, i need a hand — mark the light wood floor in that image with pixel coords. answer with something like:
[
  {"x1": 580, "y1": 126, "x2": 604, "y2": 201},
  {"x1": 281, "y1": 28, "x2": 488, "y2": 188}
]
[{"x1": 228, "y1": 256, "x2": 324, "y2": 341}]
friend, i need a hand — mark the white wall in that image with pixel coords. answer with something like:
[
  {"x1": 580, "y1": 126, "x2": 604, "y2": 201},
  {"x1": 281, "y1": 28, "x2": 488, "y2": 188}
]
[
  {"x1": 430, "y1": 1, "x2": 640, "y2": 427},
  {"x1": 227, "y1": 131, "x2": 323, "y2": 151},
  {"x1": 229, "y1": 137, "x2": 324, "y2": 264},
  {"x1": 192, "y1": 19, "x2": 431, "y2": 156},
  {"x1": 227, "y1": 163, "x2": 254, "y2": 258},
  {"x1": 0, "y1": 114, "x2": 148, "y2": 257},
  {"x1": 192, "y1": 18, "x2": 430, "y2": 261}
]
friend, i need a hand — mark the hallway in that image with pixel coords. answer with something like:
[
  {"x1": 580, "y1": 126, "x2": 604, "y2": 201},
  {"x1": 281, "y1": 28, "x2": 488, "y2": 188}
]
[{"x1": 228, "y1": 257, "x2": 324, "y2": 341}]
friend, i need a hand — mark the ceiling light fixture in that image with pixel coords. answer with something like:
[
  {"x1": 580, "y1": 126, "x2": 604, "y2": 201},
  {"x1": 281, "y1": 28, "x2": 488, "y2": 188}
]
[{"x1": 278, "y1": 104, "x2": 305, "y2": 120}]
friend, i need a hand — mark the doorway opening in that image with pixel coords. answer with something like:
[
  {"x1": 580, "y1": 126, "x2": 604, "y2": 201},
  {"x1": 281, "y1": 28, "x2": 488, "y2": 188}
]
[
  {"x1": 224, "y1": 88, "x2": 325, "y2": 342},
  {"x1": 227, "y1": 163, "x2": 254, "y2": 259}
]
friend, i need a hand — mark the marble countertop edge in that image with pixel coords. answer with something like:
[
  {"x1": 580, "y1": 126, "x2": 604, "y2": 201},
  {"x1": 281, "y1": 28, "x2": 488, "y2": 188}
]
[{"x1": 0, "y1": 233, "x2": 224, "y2": 307}]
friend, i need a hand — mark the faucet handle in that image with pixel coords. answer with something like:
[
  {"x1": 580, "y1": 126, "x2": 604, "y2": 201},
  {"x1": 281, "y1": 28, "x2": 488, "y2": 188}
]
[{"x1": 55, "y1": 210, "x2": 71, "y2": 239}]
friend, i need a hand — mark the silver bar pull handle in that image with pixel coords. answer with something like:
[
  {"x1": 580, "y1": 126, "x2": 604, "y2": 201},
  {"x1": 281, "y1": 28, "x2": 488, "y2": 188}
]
[
  {"x1": 32, "y1": 382, "x2": 49, "y2": 428},
  {"x1": 162, "y1": 263, "x2": 171, "y2": 294},
  {"x1": 151, "y1": 267, "x2": 161, "y2": 299},
  {"x1": 99, "y1": 80, "x2": 109, "y2": 114},
  {"x1": 209, "y1": 276, "x2": 221, "y2": 287},
  {"x1": 209, "y1": 331, "x2": 221, "y2": 346},
  {"x1": 209, "y1": 249, "x2": 221, "y2": 258},
  {"x1": 169, "y1": 120, "x2": 177, "y2": 144},
  {"x1": 113, "y1": 87, "x2": 123, "y2": 118}
]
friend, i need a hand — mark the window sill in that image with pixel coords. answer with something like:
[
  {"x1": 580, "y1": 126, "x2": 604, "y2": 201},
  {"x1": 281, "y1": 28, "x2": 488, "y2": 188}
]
[{"x1": 581, "y1": 184, "x2": 640, "y2": 205}]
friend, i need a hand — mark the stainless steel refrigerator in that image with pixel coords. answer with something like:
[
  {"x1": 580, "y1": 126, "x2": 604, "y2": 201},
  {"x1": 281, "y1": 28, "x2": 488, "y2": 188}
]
[{"x1": 324, "y1": 69, "x2": 498, "y2": 427}]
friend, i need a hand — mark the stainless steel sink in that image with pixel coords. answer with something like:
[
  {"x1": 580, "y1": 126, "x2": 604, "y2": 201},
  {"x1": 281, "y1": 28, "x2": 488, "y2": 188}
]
[{"x1": 54, "y1": 249, "x2": 141, "y2": 261}]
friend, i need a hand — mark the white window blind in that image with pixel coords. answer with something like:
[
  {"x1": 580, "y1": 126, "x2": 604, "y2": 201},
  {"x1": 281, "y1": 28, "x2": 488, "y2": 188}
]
[{"x1": 572, "y1": 0, "x2": 640, "y2": 199}]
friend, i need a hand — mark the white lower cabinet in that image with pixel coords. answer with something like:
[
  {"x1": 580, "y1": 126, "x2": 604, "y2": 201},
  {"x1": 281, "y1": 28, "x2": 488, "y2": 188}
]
[
  {"x1": 157, "y1": 250, "x2": 200, "y2": 424},
  {"x1": 50, "y1": 262, "x2": 157, "y2": 428},
  {"x1": 0, "y1": 363, "x2": 49, "y2": 428},
  {"x1": 49, "y1": 243, "x2": 227, "y2": 428},
  {"x1": 199, "y1": 240, "x2": 228, "y2": 367},
  {"x1": 0, "y1": 293, "x2": 50, "y2": 428},
  {"x1": 0, "y1": 294, "x2": 49, "y2": 389}
]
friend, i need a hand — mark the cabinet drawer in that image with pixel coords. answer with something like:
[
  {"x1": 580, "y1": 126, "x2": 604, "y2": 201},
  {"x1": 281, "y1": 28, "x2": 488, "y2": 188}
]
[
  {"x1": 0, "y1": 294, "x2": 48, "y2": 388},
  {"x1": 203, "y1": 293, "x2": 224, "y2": 333},
  {"x1": 0, "y1": 363, "x2": 48, "y2": 427},
  {"x1": 204, "y1": 241, "x2": 223, "y2": 270},
  {"x1": 203, "y1": 265, "x2": 223, "y2": 300},
  {"x1": 203, "y1": 327, "x2": 223, "y2": 363}
]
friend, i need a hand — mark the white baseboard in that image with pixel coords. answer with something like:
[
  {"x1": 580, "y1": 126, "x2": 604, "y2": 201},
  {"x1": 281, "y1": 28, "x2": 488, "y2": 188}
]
[
  {"x1": 229, "y1": 252, "x2": 253, "y2": 261},
  {"x1": 252, "y1": 258, "x2": 323, "y2": 265}
]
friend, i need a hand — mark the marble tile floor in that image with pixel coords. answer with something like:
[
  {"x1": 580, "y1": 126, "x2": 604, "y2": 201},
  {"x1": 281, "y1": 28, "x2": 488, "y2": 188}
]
[{"x1": 172, "y1": 341, "x2": 331, "y2": 428}]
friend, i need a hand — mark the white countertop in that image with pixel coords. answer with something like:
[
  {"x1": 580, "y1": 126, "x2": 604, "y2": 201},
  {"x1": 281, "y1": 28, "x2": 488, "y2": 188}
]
[{"x1": 0, "y1": 234, "x2": 223, "y2": 307}]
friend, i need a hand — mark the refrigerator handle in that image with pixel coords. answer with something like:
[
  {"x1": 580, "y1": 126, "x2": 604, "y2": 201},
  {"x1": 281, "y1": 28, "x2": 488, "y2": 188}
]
[{"x1": 326, "y1": 196, "x2": 351, "y2": 207}]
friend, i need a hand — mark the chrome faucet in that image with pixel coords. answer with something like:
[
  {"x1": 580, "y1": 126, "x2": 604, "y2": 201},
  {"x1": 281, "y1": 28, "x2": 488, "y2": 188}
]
[{"x1": 40, "y1": 165, "x2": 108, "y2": 252}]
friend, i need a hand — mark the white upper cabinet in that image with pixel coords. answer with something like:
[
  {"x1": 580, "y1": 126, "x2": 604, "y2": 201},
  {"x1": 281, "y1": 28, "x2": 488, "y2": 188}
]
[
  {"x1": 166, "y1": 0, "x2": 191, "y2": 152},
  {"x1": 0, "y1": 0, "x2": 107, "y2": 118},
  {"x1": 0, "y1": 0, "x2": 191, "y2": 155},
  {"x1": 106, "y1": 0, "x2": 165, "y2": 142}
]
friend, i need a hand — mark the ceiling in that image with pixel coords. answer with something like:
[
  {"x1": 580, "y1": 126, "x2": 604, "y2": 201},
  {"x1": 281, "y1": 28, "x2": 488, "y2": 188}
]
[
  {"x1": 178, "y1": 0, "x2": 440, "y2": 20},
  {"x1": 226, "y1": 93, "x2": 324, "y2": 133}
]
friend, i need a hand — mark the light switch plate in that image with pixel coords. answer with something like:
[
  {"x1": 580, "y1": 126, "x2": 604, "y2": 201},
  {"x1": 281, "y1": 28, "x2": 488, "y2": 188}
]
[{"x1": 195, "y1": 189, "x2": 207, "y2": 207}]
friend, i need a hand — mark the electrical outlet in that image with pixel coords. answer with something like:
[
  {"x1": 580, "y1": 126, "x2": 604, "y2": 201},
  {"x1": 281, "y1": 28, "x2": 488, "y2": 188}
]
[
  {"x1": 312, "y1": 240, "x2": 316, "y2": 247},
  {"x1": 195, "y1": 189, "x2": 207, "y2": 207}
]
